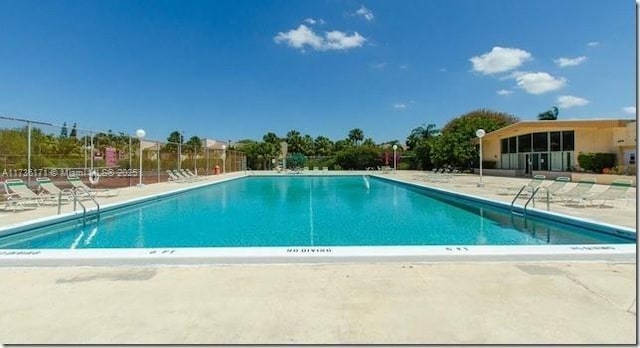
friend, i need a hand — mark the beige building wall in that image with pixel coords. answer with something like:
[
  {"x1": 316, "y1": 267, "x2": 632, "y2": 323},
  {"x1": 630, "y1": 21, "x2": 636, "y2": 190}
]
[
  {"x1": 575, "y1": 128, "x2": 616, "y2": 154},
  {"x1": 483, "y1": 138, "x2": 501, "y2": 164}
]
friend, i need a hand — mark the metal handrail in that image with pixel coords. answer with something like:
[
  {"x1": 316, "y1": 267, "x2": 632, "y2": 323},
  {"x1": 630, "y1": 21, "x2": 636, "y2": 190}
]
[
  {"x1": 510, "y1": 185, "x2": 528, "y2": 215},
  {"x1": 75, "y1": 186, "x2": 100, "y2": 216},
  {"x1": 57, "y1": 187, "x2": 100, "y2": 225},
  {"x1": 522, "y1": 187, "x2": 551, "y2": 217}
]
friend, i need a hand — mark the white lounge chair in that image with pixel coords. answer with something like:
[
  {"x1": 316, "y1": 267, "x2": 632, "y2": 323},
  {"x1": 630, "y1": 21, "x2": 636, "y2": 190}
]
[
  {"x1": 536, "y1": 177, "x2": 571, "y2": 202},
  {"x1": 2, "y1": 179, "x2": 60, "y2": 206},
  {"x1": 498, "y1": 175, "x2": 546, "y2": 196},
  {"x1": 67, "y1": 176, "x2": 119, "y2": 197},
  {"x1": 36, "y1": 177, "x2": 90, "y2": 201},
  {"x1": 172, "y1": 170, "x2": 196, "y2": 182},
  {"x1": 166, "y1": 170, "x2": 189, "y2": 183},
  {"x1": 552, "y1": 178, "x2": 596, "y2": 206},
  {"x1": 181, "y1": 169, "x2": 206, "y2": 181},
  {"x1": 0, "y1": 194, "x2": 38, "y2": 212},
  {"x1": 584, "y1": 179, "x2": 633, "y2": 208}
]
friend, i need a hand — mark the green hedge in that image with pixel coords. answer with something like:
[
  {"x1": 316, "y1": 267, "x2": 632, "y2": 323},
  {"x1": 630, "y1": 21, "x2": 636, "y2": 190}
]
[{"x1": 577, "y1": 152, "x2": 616, "y2": 173}]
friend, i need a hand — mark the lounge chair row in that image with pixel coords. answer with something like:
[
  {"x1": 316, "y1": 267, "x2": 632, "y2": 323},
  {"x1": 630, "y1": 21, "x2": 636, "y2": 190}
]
[
  {"x1": 166, "y1": 169, "x2": 207, "y2": 183},
  {"x1": 1, "y1": 177, "x2": 118, "y2": 212},
  {"x1": 500, "y1": 175, "x2": 633, "y2": 208}
]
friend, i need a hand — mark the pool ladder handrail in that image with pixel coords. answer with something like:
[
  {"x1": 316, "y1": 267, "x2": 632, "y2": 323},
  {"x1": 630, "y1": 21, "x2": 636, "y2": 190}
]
[
  {"x1": 510, "y1": 185, "x2": 528, "y2": 215},
  {"x1": 511, "y1": 185, "x2": 551, "y2": 217},
  {"x1": 57, "y1": 187, "x2": 100, "y2": 225},
  {"x1": 523, "y1": 187, "x2": 550, "y2": 217}
]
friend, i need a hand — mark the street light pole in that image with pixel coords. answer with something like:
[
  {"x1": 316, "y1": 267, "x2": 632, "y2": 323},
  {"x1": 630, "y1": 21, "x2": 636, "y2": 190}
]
[
  {"x1": 476, "y1": 129, "x2": 486, "y2": 187},
  {"x1": 222, "y1": 145, "x2": 227, "y2": 174},
  {"x1": 392, "y1": 144, "x2": 398, "y2": 173},
  {"x1": 136, "y1": 129, "x2": 146, "y2": 188}
]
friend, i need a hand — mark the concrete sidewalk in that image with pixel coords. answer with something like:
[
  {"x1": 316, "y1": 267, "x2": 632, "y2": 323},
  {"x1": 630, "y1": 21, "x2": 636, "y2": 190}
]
[{"x1": 0, "y1": 262, "x2": 635, "y2": 344}]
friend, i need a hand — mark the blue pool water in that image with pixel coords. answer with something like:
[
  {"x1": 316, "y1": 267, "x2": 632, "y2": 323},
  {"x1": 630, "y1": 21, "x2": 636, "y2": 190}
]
[{"x1": 0, "y1": 176, "x2": 633, "y2": 249}]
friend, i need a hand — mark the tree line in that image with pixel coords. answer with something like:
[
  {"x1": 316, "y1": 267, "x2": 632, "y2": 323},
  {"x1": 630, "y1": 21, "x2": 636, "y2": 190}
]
[
  {"x1": 236, "y1": 109, "x2": 519, "y2": 171},
  {"x1": 0, "y1": 108, "x2": 519, "y2": 171}
]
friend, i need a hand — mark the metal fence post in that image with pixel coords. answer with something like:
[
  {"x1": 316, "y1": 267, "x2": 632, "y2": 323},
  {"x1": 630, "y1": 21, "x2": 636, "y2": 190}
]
[
  {"x1": 157, "y1": 141, "x2": 161, "y2": 183},
  {"x1": 27, "y1": 121, "x2": 32, "y2": 186}
]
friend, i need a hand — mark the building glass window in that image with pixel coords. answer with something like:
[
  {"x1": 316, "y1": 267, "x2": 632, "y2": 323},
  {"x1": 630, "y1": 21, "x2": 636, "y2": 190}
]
[
  {"x1": 562, "y1": 131, "x2": 574, "y2": 151},
  {"x1": 532, "y1": 132, "x2": 548, "y2": 152},
  {"x1": 518, "y1": 134, "x2": 531, "y2": 152},
  {"x1": 550, "y1": 132, "x2": 561, "y2": 151},
  {"x1": 501, "y1": 138, "x2": 508, "y2": 154},
  {"x1": 508, "y1": 137, "x2": 517, "y2": 153}
]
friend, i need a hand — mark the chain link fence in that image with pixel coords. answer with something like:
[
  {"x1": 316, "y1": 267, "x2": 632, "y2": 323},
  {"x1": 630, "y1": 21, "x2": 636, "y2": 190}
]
[{"x1": 0, "y1": 116, "x2": 246, "y2": 190}]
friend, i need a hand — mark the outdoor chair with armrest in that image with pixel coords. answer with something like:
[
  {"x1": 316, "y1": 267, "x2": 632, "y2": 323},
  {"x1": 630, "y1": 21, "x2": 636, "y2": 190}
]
[
  {"x1": 583, "y1": 179, "x2": 633, "y2": 208},
  {"x1": 67, "y1": 176, "x2": 119, "y2": 197},
  {"x1": 551, "y1": 178, "x2": 597, "y2": 206},
  {"x1": 2, "y1": 179, "x2": 60, "y2": 206},
  {"x1": 498, "y1": 175, "x2": 546, "y2": 196},
  {"x1": 535, "y1": 176, "x2": 571, "y2": 202}
]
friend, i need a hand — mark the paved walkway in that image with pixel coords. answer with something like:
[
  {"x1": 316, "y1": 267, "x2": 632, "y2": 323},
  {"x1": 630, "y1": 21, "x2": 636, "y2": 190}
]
[
  {"x1": 0, "y1": 262, "x2": 635, "y2": 344},
  {"x1": 0, "y1": 171, "x2": 636, "y2": 344}
]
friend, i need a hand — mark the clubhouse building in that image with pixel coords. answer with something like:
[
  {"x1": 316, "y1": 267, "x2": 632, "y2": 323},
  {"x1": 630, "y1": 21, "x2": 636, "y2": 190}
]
[{"x1": 477, "y1": 119, "x2": 636, "y2": 175}]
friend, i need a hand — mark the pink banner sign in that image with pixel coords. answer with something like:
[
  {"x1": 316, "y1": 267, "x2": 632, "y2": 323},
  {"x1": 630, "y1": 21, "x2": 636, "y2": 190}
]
[{"x1": 105, "y1": 147, "x2": 117, "y2": 167}]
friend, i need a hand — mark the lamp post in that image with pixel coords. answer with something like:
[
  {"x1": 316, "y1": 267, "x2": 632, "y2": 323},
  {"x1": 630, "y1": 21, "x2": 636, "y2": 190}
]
[
  {"x1": 392, "y1": 144, "x2": 398, "y2": 173},
  {"x1": 136, "y1": 129, "x2": 146, "y2": 188},
  {"x1": 221, "y1": 145, "x2": 227, "y2": 174},
  {"x1": 476, "y1": 129, "x2": 486, "y2": 187}
]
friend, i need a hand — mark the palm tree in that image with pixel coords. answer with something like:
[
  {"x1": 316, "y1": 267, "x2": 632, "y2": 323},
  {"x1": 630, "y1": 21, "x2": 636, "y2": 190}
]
[
  {"x1": 362, "y1": 138, "x2": 376, "y2": 147},
  {"x1": 286, "y1": 130, "x2": 303, "y2": 154},
  {"x1": 314, "y1": 136, "x2": 333, "y2": 156},
  {"x1": 348, "y1": 128, "x2": 364, "y2": 146},
  {"x1": 164, "y1": 131, "x2": 184, "y2": 153},
  {"x1": 406, "y1": 123, "x2": 439, "y2": 150},
  {"x1": 262, "y1": 132, "x2": 280, "y2": 146},
  {"x1": 301, "y1": 134, "x2": 315, "y2": 156}
]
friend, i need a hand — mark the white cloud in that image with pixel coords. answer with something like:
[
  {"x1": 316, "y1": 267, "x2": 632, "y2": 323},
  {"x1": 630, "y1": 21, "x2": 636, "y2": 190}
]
[
  {"x1": 370, "y1": 62, "x2": 387, "y2": 69},
  {"x1": 324, "y1": 30, "x2": 367, "y2": 50},
  {"x1": 554, "y1": 56, "x2": 587, "y2": 67},
  {"x1": 497, "y1": 89, "x2": 513, "y2": 96},
  {"x1": 274, "y1": 25, "x2": 366, "y2": 51},
  {"x1": 274, "y1": 25, "x2": 323, "y2": 50},
  {"x1": 514, "y1": 72, "x2": 566, "y2": 94},
  {"x1": 469, "y1": 47, "x2": 532, "y2": 75},
  {"x1": 623, "y1": 106, "x2": 636, "y2": 114},
  {"x1": 355, "y1": 5, "x2": 374, "y2": 21},
  {"x1": 393, "y1": 103, "x2": 407, "y2": 109},
  {"x1": 587, "y1": 41, "x2": 599, "y2": 47},
  {"x1": 304, "y1": 18, "x2": 325, "y2": 25},
  {"x1": 557, "y1": 95, "x2": 589, "y2": 108}
]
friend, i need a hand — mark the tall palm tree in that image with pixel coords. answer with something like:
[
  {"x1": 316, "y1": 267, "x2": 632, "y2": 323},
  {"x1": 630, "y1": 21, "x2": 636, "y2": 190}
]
[
  {"x1": 406, "y1": 123, "x2": 439, "y2": 150},
  {"x1": 314, "y1": 136, "x2": 333, "y2": 156},
  {"x1": 262, "y1": 132, "x2": 280, "y2": 146},
  {"x1": 348, "y1": 128, "x2": 364, "y2": 146},
  {"x1": 286, "y1": 130, "x2": 303, "y2": 153}
]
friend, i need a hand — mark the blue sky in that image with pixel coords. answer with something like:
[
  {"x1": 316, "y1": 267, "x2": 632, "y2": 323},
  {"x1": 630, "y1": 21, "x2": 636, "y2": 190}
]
[{"x1": 0, "y1": 0, "x2": 636, "y2": 143}]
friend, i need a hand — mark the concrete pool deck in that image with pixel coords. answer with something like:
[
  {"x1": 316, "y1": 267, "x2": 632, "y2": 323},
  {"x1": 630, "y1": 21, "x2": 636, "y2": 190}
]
[{"x1": 0, "y1": 170, "x2": 636, "y2": 344}]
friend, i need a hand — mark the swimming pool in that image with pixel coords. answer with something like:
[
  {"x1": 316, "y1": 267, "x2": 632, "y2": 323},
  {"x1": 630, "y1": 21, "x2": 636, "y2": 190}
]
[{"x1": 0, "y1": 175, "x2": 634, "y2": 250}]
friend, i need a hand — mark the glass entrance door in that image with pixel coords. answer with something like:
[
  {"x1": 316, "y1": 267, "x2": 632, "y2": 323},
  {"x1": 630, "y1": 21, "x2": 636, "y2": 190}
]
[{"x1": 540, "y1": 153, "x2": 549, "y2": 171}]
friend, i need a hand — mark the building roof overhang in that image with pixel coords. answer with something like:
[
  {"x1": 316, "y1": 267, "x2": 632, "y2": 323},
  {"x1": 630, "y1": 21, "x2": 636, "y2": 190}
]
[{"x1": 473, "y1": 119, "x2": 635, "y2": 143}]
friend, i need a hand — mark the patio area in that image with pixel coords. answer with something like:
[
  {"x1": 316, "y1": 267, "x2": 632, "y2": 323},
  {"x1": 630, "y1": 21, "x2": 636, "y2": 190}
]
[{"x1": 0, "y1": 171, "x2": 636, "y2": 344}]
